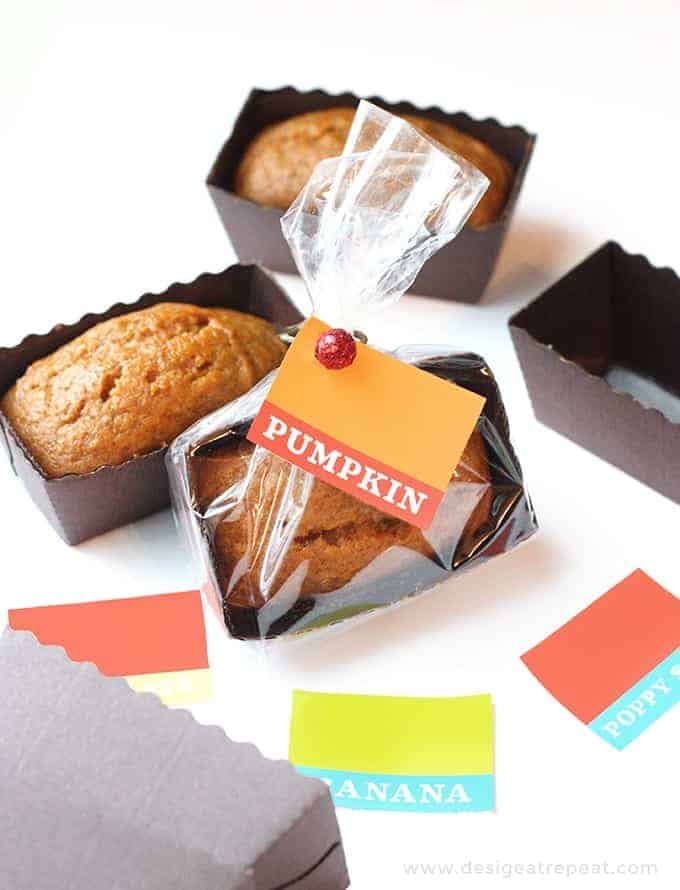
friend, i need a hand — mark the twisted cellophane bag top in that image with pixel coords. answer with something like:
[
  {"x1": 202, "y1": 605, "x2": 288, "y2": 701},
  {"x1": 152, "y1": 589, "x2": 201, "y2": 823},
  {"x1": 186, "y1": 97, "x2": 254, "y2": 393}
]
[{"x1": 167, "y1": 102, "x2": 537, "y2": 641}]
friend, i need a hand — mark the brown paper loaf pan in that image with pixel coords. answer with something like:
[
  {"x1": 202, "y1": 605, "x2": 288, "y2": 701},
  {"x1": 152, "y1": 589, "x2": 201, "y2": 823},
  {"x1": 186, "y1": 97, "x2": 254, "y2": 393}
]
[
  {"x1": 510, "y1": 242, "x2": 680, "y2": 504},
  {"x1": 207, "y1": 86, "x2": 536, "y2": 304},
  {"x1": 0, "y1": 264, "x2": 303, "y2": 545},
  {"x1": 1, "y1": 628, "x2": 350, "y2": 889}
]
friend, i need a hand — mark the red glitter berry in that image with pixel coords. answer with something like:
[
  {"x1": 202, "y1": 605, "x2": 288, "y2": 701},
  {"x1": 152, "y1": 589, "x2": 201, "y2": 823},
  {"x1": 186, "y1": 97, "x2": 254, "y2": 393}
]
[{"x1": 314, "y1": 328, "x2": 357, "y2": 370}]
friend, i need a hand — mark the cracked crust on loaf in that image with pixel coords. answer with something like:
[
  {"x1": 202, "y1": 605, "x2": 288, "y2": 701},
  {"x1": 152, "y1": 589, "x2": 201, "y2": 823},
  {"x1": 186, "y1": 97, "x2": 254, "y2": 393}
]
[{"x1": 1, "y1": 303, "x2": 285, "y2": 477}]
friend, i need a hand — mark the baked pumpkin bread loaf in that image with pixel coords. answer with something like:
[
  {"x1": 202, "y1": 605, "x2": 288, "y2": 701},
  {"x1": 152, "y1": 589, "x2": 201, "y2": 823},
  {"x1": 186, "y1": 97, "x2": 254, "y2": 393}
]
[
  {"x1": 234, "y1": 107, "x2": 513, "y2": 227},
  {"x1": 1, "y1": 303, "x2": 285, "y2": 478},
  {"x1": 192, "y1": 428, "x2": 492, "y2": 612}
]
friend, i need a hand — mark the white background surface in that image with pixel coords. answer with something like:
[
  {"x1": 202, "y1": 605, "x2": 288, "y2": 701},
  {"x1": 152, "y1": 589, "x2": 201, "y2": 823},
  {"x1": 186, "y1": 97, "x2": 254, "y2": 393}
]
[{"x1": 1, "y1": 2, "x2": 679, "y2": 888}]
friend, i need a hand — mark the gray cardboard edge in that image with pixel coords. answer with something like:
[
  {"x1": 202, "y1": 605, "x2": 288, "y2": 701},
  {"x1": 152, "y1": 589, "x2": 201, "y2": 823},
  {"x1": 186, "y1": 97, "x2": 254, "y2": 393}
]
[
  {"x1": 0, "y1": 264, "x2": 304, "y2": 545},
  {"x1": 0, "y1": 628, "x2": 349, "y2": 890},
  {"x1": 206, "y1": 85, "x2": 536, "y2": 304},
  {"x1": 509, "y1": 241, "x2": 680, "y2": 505}
]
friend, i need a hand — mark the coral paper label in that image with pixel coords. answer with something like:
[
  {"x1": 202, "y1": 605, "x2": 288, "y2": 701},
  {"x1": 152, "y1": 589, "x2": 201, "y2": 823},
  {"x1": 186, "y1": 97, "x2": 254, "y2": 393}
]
[
  {"x1": 8, "y1": 591, "x2": 212, "y2": 706},
  {"x1": 289, "y1": 691, "x2": 494, "y2": 813},
  {"x1": 248, "y1": 317, "x2": 485, "y2": 529},
  {"x1": 522, "y1": 570, "x2": 680, "y2": 749}
]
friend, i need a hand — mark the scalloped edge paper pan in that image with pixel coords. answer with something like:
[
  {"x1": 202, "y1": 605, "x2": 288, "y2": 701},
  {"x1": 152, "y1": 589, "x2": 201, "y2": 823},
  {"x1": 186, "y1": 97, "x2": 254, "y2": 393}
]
[
  {"x1": 509, "y1": 242, "x2": 680, "y2": 505},
  {"x1": 206, "y1": 86, "x2": 535, "y2": 304},
  {"x1": 0, "y1": 264, "x2": 303, "y2": 544},
  {"x1": 0, "y1": 628, "x2": 348, "y2": 890}
]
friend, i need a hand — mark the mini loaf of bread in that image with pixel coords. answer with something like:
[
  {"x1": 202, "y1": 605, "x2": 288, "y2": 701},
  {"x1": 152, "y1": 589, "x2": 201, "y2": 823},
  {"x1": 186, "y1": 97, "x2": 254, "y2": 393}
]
[
  {"x1": 1, "y1": 303, "x2": 285, "y2": 478},
  {"x1": 234, "y1": 107, "x2": 513, "y2": 227},
  {"x1": 192, "y1": 428, "x2": 492, "y2": 611}
]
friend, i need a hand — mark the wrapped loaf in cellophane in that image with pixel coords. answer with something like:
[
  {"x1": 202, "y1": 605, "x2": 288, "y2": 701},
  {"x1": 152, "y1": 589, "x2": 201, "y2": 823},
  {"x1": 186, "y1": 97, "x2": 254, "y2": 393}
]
[{"x1": 167, "y1": 101, "x2": 537, "y2": 640}]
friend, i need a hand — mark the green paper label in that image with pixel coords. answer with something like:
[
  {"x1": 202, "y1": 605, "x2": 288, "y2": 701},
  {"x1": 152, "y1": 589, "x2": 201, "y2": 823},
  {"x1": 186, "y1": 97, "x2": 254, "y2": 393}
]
[{"x1": 289, "y1": 690, "x2": 494, "y2": 813}]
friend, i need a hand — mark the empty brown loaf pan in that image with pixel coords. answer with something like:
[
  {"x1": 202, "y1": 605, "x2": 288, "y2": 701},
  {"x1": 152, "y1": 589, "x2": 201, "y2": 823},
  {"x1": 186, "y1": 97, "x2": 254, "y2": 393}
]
[
  {"x1": 207, "y1": 86, "x2": 536, "y2": 304},
  {"x1": 510, "y1": 242, "x2": 680, "y2": 504},
  {"x1": 0, "y1": 264, "x2": 303, "y2": 545}
]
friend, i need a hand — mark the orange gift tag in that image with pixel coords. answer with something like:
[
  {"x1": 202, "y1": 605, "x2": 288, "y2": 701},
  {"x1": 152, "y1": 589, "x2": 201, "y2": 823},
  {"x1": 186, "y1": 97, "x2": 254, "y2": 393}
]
[{"x1": 248, "y1": 318, "x2": 485, "y2": 530}]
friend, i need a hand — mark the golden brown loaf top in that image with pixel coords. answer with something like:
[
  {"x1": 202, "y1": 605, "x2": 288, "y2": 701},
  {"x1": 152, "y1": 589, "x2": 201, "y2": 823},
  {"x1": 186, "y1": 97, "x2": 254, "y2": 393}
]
[
  {"x1": 192, "y1": 429, "x2": 492, "y2": 610},
  {"x1": 234, "y1": 107, "x2": 513, "y2": 228},
  {"x1": 1, "y1": 303, "x2": 285, "y2": 478}
]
